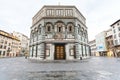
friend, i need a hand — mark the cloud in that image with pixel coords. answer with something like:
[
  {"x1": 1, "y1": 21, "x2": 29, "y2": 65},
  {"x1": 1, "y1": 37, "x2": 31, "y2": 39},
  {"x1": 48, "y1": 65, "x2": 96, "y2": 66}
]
[
  {"x1": 0, "y1": 0, "x2": 120, "y2": 40},
  {"x1": 86, "y1": 0, "x2": 120, "y2": 40}
]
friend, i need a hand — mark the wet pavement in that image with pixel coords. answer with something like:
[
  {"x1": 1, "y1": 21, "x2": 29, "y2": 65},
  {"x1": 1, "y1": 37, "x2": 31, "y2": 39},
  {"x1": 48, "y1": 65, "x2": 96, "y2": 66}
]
[{"x1": 0, "y1": 57, "x2": 120, "y2": 80}]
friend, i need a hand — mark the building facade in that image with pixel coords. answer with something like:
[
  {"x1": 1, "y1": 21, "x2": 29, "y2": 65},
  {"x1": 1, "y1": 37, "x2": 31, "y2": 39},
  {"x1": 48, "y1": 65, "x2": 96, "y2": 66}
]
[
  {"x1": 89, "y1": 28, "x2": 116, "y2": 57},
  {"x1": 89, "y1": 40, "x2": 97, "y2": 56},
  {"x1": 95, "y1": 31, "x2": 108, "y2": 56},
  {"x1": 12, "y1": 31, "x2": 29, "y2": 56},
  {"x1": 111, "y1": 19, "x2": 120, "y2": 57},
  {"x1": 106, "y1": 29, "x2": 114, "y2": 57},
  {"x1": 29, "y1": 5, "x2": 90, "y2": 60},
  {"x1": 0, "y1": 30, "x2": 20, "y2": 58}
]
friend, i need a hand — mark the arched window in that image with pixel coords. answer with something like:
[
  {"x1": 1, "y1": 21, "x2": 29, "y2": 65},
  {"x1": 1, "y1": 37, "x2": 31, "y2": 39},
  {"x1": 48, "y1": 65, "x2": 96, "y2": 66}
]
[
  {"x1": 84, "y1": 30, "x2": 87, "y2": 38},
  {"x1": 46, "y1": 23, "x2": 52, "y2": 32},
  {"x1": 69, "y1": 26, "x2": 72, "y2": 32},
  {"x1": 47, "y1": 26, "x2": 51, "y2": 32},
  {"x1": 67, "y1": 23, "x2": 74, "y2": 33},
  {"x1": 81, "y1": 27, "x2": 84, "y2": 36},
  {"x1": 58, "y1": 27, "x2": 62, "y2": 32},
  {"x1": 55, "y1": 21, "x2": 65, "y2": 33},
  {"x1": 78, "y1": 24, "x2": 81, "y2": 34},
  {"x1": 38, "y1": 28, "x2": 41, "y2": 34},
  {"x1": 31, "y1": 30, "x2": 34, "y2": 38},
  {"x1": 38, "y1": 24, "x2": 41, "y2": 34}
]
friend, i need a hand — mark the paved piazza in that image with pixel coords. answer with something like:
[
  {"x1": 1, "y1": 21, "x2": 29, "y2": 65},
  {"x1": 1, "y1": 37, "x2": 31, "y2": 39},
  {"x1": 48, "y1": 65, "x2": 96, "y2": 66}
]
[{"x1": 0, "y1": 57, "x2": 120, "y2": 80}]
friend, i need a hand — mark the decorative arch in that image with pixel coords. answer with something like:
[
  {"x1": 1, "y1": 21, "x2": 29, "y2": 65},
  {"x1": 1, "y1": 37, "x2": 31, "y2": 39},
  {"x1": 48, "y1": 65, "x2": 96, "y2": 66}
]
[
  {"x1": 34, "y1": 27, "x2": 38, "y2": 32},
  {"x1": 67, "y1": 22, "x2": 74, "y2": 26},
  {"x1": 31, "y1": 30, "x2": 34, "y2": 38},
  {"x1": 78, "y1": 24, "x2": 82, "y2": 34},
  {"x1": 55, "y1": 21, "x2": 65, "y2": 32},
  {"x1": 45, "y1": 22, "x2": 53, "y2": 32},
  {"x1": 38, "y1": 24, "x2": 41, "y2": 34},
  {"x1": 55, "y1": 20, "x2": 65, "y2": 25},
  {"x1": 67, "y1": 22, "x2": 74, "y2": 32},
  {"x1": 81, "y1": 27, "x2": 84, "y2": 36},
  {"x1": 84, "y1": 30, "x2": 87, "y2": 38}
]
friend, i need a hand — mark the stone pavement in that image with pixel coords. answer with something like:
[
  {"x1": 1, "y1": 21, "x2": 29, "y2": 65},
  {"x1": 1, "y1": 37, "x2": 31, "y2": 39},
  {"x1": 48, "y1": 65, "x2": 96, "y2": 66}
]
[{"x1": 0, "y1": 57, "x2": 120, "y2": 80}]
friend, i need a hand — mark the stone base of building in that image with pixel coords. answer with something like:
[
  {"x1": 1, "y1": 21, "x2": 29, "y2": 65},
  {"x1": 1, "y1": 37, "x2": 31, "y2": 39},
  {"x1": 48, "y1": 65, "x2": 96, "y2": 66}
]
[{"x1": 28, "y1": 56, "x2": 90, "y2": 63}]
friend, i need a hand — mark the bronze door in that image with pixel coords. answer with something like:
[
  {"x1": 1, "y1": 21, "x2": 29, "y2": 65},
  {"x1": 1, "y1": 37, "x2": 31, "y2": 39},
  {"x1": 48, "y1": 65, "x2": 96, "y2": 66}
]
[{"x1": 55, "y1": 44, "x2": 65, "y2": 60}]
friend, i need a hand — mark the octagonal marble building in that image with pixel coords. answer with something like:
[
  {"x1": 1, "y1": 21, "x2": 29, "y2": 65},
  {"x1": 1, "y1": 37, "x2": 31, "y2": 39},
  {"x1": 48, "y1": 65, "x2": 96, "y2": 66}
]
[{"x1": 29, "y1": 5, "x2": 90, "y2": 60}]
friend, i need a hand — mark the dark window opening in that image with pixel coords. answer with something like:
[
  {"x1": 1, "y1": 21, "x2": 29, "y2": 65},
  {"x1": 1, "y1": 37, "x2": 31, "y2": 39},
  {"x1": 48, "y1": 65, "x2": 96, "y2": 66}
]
[
  {"x1": 3, "y1": 51, "x2": 5, "y2": 56},
  {"x1": 69, "y1": 26, "x2": 72, "y2": 32},
  {"x1": 38, "y1": 28, "x2": 41, "y2": 34},
  {"x1": 47, "y1": 26, "x2": 51, "y2": 32},
  {"x1": 0, "y1": 45, "x2": 2, "y2": 48},
  {"x1": 58, "y1": 27, "x2": 62, "y2": 32},
  {"x1": 4, "y1": 46, "x2": 6, "y2": 49},
  {"x1": 118, "y1": 27, "x2": 120, "y2": 31},
  {"x1": 0, "y1": 51, "x2": 1, "y2": 55}
]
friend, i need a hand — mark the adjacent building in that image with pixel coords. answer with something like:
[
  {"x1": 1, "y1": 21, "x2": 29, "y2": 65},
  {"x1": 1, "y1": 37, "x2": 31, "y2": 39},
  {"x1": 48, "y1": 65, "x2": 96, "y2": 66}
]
[
  {"x1": 111, "y1": 19, "x2": 120, "y2": 57},
  {"x1": 12, "y1": 31, "x2": 29, "y2": 56},
  {"x1": 0, "y1": 30, "x2": 20, "y2": 57},
  {"x1": 95, "y1": 31, "x2": 108, "y2": 56},
  {"x1": 89, "y1": 29, "x2": 116, "y2": 57},
  {"x1": 89, "y1": 40, "x2": 97, "y2": 56},
  {"x1": 106, "y1": 29, "x2": 114, "y2": 57},
  {"x1": 89, "y1": 19, "x2": 120, "y2": 57},
  {"x1": 29, "y1": 5, "x2": 90, "y2": 60}
]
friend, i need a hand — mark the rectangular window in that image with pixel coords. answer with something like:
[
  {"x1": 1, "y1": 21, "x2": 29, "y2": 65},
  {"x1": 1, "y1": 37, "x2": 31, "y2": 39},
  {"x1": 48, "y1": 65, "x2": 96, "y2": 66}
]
[
  {"x1": 4, "y1": 46, "x2": 6, "y2": 49},
  {"x1": 114, "y1": 35, "x2": 116, "y2": 39},
  {"x1": 0, "y1": 51, "x2": 1, "y2": 55},
  {"x1": 0, "y1": 45, "x2": 2, "y2": 49},
  {"x1": 0, "y1": 40, "x2": 4, "y2": 43},
  {"x1": 3, "y1": 51, "x2": 5, "y2": 56},
  {"x1": 5, "y1": 41, "x2": 7, "y2": 44},
  {"x1": 113, "y1": 29, "x2": 116, "y2": 33},
  {"x1": 118, "y1": 27, "x2": 120, "y2": 31}
]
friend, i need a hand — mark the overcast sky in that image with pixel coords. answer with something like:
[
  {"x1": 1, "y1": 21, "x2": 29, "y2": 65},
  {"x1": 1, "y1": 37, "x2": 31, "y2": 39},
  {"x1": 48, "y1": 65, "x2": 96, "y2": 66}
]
[{"x1": 0, "y1": 0, "x2": 120, "y2": 41}]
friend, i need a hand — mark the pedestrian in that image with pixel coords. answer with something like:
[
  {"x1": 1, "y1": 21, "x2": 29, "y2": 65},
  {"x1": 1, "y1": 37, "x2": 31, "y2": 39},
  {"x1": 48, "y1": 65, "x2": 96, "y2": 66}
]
[{"x1": 25, "y1": 53, "x2": 28, "y2": 59}]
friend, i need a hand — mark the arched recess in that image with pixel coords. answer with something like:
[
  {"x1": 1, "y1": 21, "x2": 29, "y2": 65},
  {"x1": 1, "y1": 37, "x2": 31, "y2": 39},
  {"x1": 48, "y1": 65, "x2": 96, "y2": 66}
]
[
  {"x1": 81, "y1": 27, "x2": 84, "y2": 36},
  {"x1": 38, "y1": 24, "x2": 41, "y2": 34},
  {"x1": 45, "y1": 22, "x2": 53, "y2": 33},
  {"x1": 84, "y1": 30, "x2": 87, "y2": 38},
  {"x1": 78, "y1": 24, "x2": 82, "y2": 35},
  {"x1": 55, "y1": 21, "x2": 65, "y2": 32},
  {"x1": 67, "y1": 22, "x2": 74, "y2": 33},
  {"x1": 30, "y1": 30, "x2": 34, "y2": 39}
]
